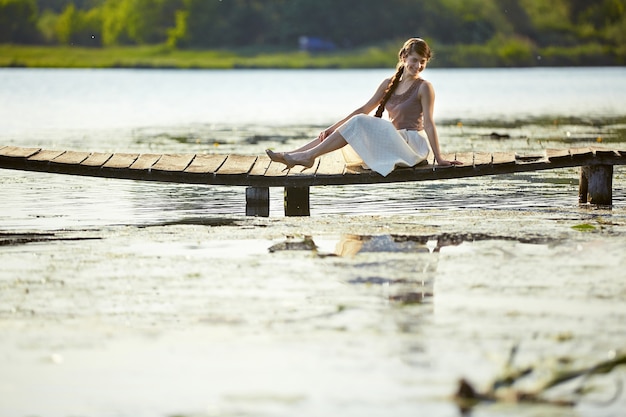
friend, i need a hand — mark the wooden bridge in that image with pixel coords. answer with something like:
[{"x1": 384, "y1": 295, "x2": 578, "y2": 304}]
[{"x1": 1, "y1": 145, "x2": 625, "y2": 216}]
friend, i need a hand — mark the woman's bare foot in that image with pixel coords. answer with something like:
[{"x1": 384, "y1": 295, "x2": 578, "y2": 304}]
[
  {"x1": 284, "y1": 152, "x2": 315, "y2": 169},
  {"x1": 266, "y1": 149, "x2": 289, "y2": 166}
]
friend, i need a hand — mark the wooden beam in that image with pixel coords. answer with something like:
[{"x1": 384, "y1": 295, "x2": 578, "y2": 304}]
[
  {"x1": 284, "y1": 187, "x2": 310, "y2": 216},
  {"x1": 246, "y1": 187, "x2": 270, "y2": 217},
  {"x1": 580, "y1": 165, "x2": 613, "y2": 206}
]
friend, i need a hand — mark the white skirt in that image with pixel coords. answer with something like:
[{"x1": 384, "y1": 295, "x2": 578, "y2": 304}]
[{"x1": 335, "y1": 114, "x2": 430, "y2": 176}]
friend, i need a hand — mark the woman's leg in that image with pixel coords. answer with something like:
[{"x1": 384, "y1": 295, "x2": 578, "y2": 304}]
[
  {"x1": 284, "y1": 131, "x2": 348, "y2": 168},
  {"x1": 266, "y1": 137, "x2": 322, "y2": 166},
  {"x1": 291, "y1": 137, "x2": 322, "y2": 152},
  {"x1": 267, "y1": 132, "x2": 347, "y2": 168}
]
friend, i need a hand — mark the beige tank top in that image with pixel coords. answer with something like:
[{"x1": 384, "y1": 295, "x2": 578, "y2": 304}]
[{"x1": 386, "y1": 78, "x2": 424, "y2": 131}]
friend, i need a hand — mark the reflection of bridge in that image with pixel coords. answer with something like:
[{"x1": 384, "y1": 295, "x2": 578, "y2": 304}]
[{"x1": 2, "y1": 145, "x2": 625, "y2": 216}]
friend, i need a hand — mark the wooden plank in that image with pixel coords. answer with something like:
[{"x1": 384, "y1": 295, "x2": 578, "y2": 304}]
[
  {"x1": 185, "y1": 154, "x2": 227, "y2": 174},
  {"x1": 546, "y1": 148, "x2": 571, "y2": 161},
  {"x1": 429, "y1": 152, "x2": 461, "y2": 173},
  {"x1": 130, "y1": 154, "x2": 161, "y2": 170},
  {"x1": 0, "y1": 146, "x2": 41, "y2": 158},
  {"x1": 102, "y1": 153, "x2": 139, "y2": 169},
  {"x1": 293, "y1": 158, "x2": 320, "y2": 176},
  {"x1": 248, "y1": 155, "x2": 271, "y2": 176},
  {"x1": 28, "y1": 149, "x2": 65, "y2": 162},
  {"x1": 81, "y1": 152, "x2": 112, "y2": 167},
  {"x1": 592, "y1": 147, "x2": 620, "y2": 158},
  {"x1": 569, "y1": 147, "x2": 593, "y2": 158},
  {"x1": 264, "y1": 157, "x2": 290, "y2": 178},
  {"x1": 345, "y1": 164, "x2": 371, "y2": 175},
  {"x1": 411, "y1": 160, "x2": 434, "y2": 172},
  {"x1": 516, "y1": 153, "x2": 544, "y2": 163},
  {"x1": 492, "y1": 152, "x2": 516, "y2": 165},
  {"x1": 286, "y1": 158, "x2": 320, "y2": 177},
  {"x1": 151, "y1": 154, "x2": 194, "y2": 172},
  {"x1": 439, "y1": 152, "x2": 455, "y2": 162},
  {"x1": 454, "y1": 152, "x2": 474, "y2": 166},
  {"x1": 216, "y1": 154, "x2": 257, "y2": 175},
  {"x1": 315, "y1": 150, "x2": 345, "y2": 176},
  {"x1": 473, "y1": 152, "x2": 493, "y2": 166},
  {"x1": 52, "y1": 151, "x2": 90, "y2": 165}
]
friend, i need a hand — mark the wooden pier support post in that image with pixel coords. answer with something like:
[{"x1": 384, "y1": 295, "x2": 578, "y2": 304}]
[
  {"x1": 579, "y1": 165, "x2": 613, "y2": 206},
  {"x1": 284, "y1": 187, "x2": 310, "y2": 216},
  {"x1": 246, "y1": 187, "x2": 270, "y2": 217}
]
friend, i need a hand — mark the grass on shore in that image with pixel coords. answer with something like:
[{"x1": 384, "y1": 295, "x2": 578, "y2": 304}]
[
  {"x1": 1, "y1": 42, "x2": 622, "y2": 69},
  {"x1": 0, "y1": 44, "x2": 397, "y2": 69}
]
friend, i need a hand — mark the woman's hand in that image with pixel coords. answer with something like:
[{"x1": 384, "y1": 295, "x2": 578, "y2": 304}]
[
  {"x1": 437, "y1": 159, "x2": 463, "y2": 166},
  {"x1": 318, "y1": 128, "x2": 333, "y2": 141}
]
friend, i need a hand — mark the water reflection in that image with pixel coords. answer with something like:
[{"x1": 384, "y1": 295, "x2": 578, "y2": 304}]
[
  {"x1": 335, "y1": 234, "x2": 459, "y2": 306},
  {"x1": 269, "y1": 232, "x2": 561, "y2": 310},
  {"x1": 336, "y1": 234, "x2": 434, "y2": 256}
]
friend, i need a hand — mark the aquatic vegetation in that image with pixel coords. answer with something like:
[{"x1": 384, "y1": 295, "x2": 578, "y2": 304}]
[
  {"x1": 0, "y1": 232, "x2": 100, "y2": 246},
  {"x1": 454, "y1": 347, "x2": 626, "y2": 412},
  {"x1": 572, "y1": 223, "x2": 597, "y2": 232}
]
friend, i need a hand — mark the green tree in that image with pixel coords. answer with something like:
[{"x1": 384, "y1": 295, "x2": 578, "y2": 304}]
[
  {"x1": 36, "y1": 0, "x2": 104, "y2": 13},
  {"x1": 101, "y1": 0, "x2": 132, "y2": 45},
  {"x1": 101, "y1": 0, "x2": 181, "y2": 45},
  {"x1": 166, "y1": 0, "x2": 219, "y2": 48},
  {"x1": 56, "y1": 3, "x2": 102, "y2": 46},
  {"x1": 277, "y1": 0, "x2": 401, "y2": 48},
  {"x1": 209, "y1": 0, "x2": 274, "y2": 47},
  {"x1": 37, "y1": 9, "x2": 59, "y2": 43},
  {"x1": 2, "y1": 0, "x2": 619, "y2": 66},
  {"x1": 0, "y1": 0, "x2": 40, "y2": 43}
]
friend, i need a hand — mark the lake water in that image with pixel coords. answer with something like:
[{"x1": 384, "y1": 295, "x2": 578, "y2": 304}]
[
  {"x1": 1, "y1": 67, "x2": 626, "y2": 417},
  {"x1": 2, "y1": 67, "x2": 625, "y2": 134}
]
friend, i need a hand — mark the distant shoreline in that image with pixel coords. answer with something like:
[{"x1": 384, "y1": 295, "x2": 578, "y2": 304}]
[{"x1": 1, "y1": 44, "x2": 622, "y2": 70}]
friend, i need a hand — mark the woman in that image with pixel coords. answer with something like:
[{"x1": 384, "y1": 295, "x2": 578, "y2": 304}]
[{"x1": 266, "y1": 38, "x2": 462, "y2": 176}]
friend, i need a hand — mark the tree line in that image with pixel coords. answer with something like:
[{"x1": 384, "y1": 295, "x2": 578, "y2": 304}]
[{"x1": 1, "y1": 0, "x2": 624, "y2": 64}]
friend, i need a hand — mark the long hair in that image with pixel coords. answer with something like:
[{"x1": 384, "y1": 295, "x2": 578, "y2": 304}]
[{"x1": 374, "y1": 38, "x2": 432, "y2": 118}]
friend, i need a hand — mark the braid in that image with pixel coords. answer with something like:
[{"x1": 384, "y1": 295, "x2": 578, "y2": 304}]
[{"x1": 375, "y1": 66, "x2": 404, "y2": 118}]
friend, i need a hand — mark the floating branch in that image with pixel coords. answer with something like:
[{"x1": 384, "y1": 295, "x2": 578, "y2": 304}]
[{"x1": 454, "y1": 347, "x2": 626, "y2": 412}]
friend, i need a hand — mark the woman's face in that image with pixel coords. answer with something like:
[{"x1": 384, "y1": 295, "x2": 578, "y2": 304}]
[{"x1": 403, "y1": 52, "x2": 428, "y2": 77}]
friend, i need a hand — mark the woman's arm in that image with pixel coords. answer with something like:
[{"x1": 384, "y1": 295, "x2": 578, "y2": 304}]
[
  {"x1": 420, "y1": 81, "x2": 462, "y2": 166},
  {"x1": 318, "y1": 78, "x2": 389, "y2": 140}
]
